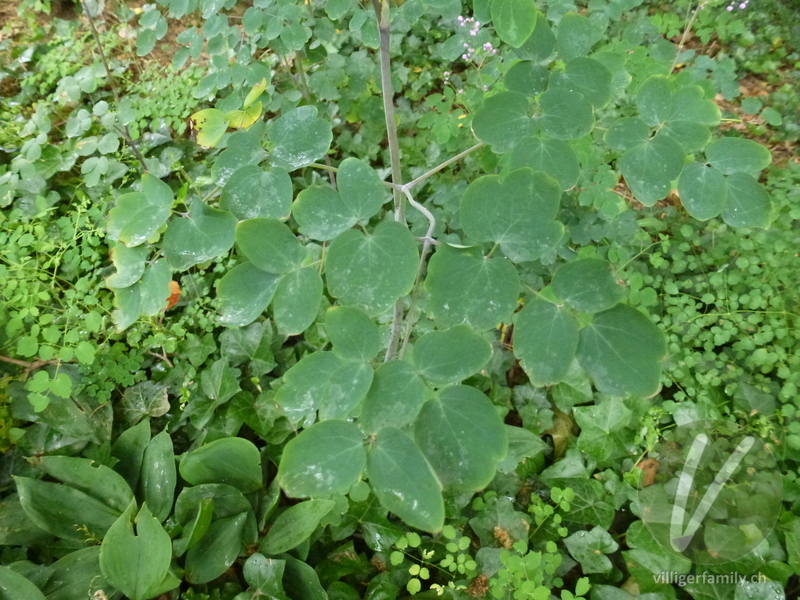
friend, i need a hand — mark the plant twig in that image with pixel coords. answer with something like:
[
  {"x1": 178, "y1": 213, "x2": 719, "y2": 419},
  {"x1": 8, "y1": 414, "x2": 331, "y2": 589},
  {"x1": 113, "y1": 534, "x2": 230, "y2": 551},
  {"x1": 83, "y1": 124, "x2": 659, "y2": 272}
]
[
  {"x1": 80, "y1": 0, "x2": 148, "y2": 171},
  {"x1": 405, "y1": 142, "x2": 484, "y2": 191},
  {"x1": 0, "y1": 355, "x2": 64, "y2": 380},
  {"x1": 669, "y1": 1, "x2": 705, "y2": 75}
]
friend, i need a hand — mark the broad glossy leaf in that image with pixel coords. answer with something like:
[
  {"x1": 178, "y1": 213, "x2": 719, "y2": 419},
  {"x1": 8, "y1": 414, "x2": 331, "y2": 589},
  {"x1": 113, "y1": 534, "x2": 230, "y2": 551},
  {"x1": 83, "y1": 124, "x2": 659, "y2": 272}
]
[
  {"x1": 174, "y1": 483, "x2": 254, "y2": 525},
  {"x1": 563, "y1": 526, "x2": 619, "y2": 574},
  {"x1": 515, "y1": 10, "x2": 555, "y2": 61},
  {"x1": 360, "y1": 361, "x2": 429, "y2": 434},
  {"x1": 604, "y1": 117, "x2": 650, "y2": 152},
  {"x1": 318, "y1": 360, "x2": 373, "y2": 421},
  {"x1": 36, "y1": 456, "x2": 134, "y2": 514},
  {"x1": 636, "y1": 75, "x2": 673, "y2": 126},
  {"x1": 706, "y1": 137, "x2": 772, "y2": 175},
  {"x1": 325, "y1": 220, "x2": 418, "y2": 316},
  {"x1": 172, "y1": 498, "x2": 213, "y2": 557},
  {"x1": 221, "y1": 165, "x2": 293, "y2": 221},
  {"x1": 471, "y1": 91, "x2": 533, "y2": 153},
  {"x1": 577, "y1": 304, "x2": 667, "y2": 397},
  {"x1": 491, "y1": 0, "x2": 537, "y2": 48},
  {"x1": 216, "y1": 261, "x2": 280, "y2": 327},
  {"x1": 185, "y1": 513, "x2": 247, "y2": 584},
  {"x1": 550, "y1": 57, "x2": 613, "y2": 108},
  {"x1": 556, "y1": 12, "x2": 595, "y2": 61},
  {"x1": 722, "y1": 172, "x2": 772, "y2": 229},
  {"x1": 414, "y1": 386, "x2": 507, "y2": 491},
  {"x1": 111, "y1": 419, "x2": 151, "y2": 491},
  {"x1": 504, "y1": 61, "x2": 549, "y2": 96},
  {"x1": 669, "y1": 85, "x2": 721, "y2": 126},
  {"x1": 273, "y1": 267, "x2": 323, "y2": 335},
  {"x1": 677, "y1": 162, "x2": 727, "y2": 221},
  {"x1": 243, "y1": 554, "x2": 289, "y2": 599},
  {"x1": 283, "y1": 554, "x2": 328, "y2": 600},
  {"x1": 190, "y1": 108, "x2": 227, "y2": 148},
  {"x1": 180, "y1": 437, "x2": 263, "y2": 493},
  {"x1": 367, "y1": 427, "x2": 444, "y2": 533},
  {"x1": 164, "y1": 199, "x2": 237, "y2": 270},
  {"x1": 538, "y1": 89, "x2": 594, "y2": 140},
  {"x1": 268, "y1": 105, "x2": 332, "y2": 171},
  {"x1": 236, "y1": 218, "x2": 305, "y2": 274},
  {"x1": 551, "y1": 258, "x2": 624, "y2": 313},
  {"x1": 275, "y1": 351, "x2": 342, "y2": 425},
  {"x1": 0, "y1": 566, "x2": 45, "y2": 600},
  {"x1": 99, "y1": 503, "x2": 174, "y2": 600},
  {"x1": 461, "y1": 168, "x2": 562, "y2": 262},
  {"x1": 278, "y1": 420, "x2": 366, "y2": 497},
  {"x1": 508, "y1": 137, "x2": 579, "y2": 191},
  {"x1": 140, "y1": 430, "x2": 176, "y2": 523},
  {"x1": 513, "y1": 298, "x2": 579, "y2": 386},
  {"x1": 106, "y1": 243, "x2": 148, "y2": 288},
  {"x1": 293, "y1": 185, "x2": 358, "y2": 241},
  {"x1": 424, "y1": 244, "x2": 520, "y2": 330},
  {"x1": 0, "y1": 496, "x2": 49, "y2": 546},
  {"x1": 260, "y1": 499, "x2": 335, "y2": 555},
  {"x1": 42, "y1": 547, "x2": 110, "y2": 600},
  {"x1": 326, "y1": 305, "x2": 381, "y2": 361},
  {"x1": 139, "y1": 259, "x2": 172, "y2": 316},
  {"x1": 107, "y1": 173, "x2": 173, "y2": 247},
  {"x1": 337, "y1": 157, "x2": 387, "y2": 220},
  {"x1": 410, "y1": 325, "x2": 492, "y2": 386},
  {"x1": 619, "y1": 134, "x2": 685, "y2": 206}
]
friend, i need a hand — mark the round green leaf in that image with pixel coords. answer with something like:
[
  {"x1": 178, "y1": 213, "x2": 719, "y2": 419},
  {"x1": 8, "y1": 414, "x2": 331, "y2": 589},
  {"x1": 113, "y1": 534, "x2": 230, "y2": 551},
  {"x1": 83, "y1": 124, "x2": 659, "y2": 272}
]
[
  {"x1": 514, "y1": 11, "x2": 555, "y2": 61},
  {"x1": 538, "y1": 89, "x2": 594, "y2": 140},
  {"x1": 318, "y1": 361, "x2": 373, "y2": 421},
  {"x1": 513, "y1": 298, "x2": 579, "y2": 386},
  {"x1": 471, "y1": 91, "x2": 533, "y2": 153},
  {"x1": 212, "y1": 131, "x2": 265, "y2": 186},
  {"x1": 278, "y1": 420, "x2": 366, "y2": 497},
  {"x1": 367, "y1": 427, "x2": 444, "y2": 533},
  {"x1": 107, "y1": 173, "x2": 173, "y2": 247},
  {"x1": 604, "y1": 117, "x2": 650, "y2": 152},
  {"x1": 504, "y1": 61, "x2": 549, "y2": 96},
  {"x1": 180, "y1": 437, "x2": 263, "y2": 493},
  {"x1": 410, "y1": 325, "x2": 492, "y2": 386},
  {"x1": 635, "y1": 75, "x2": 673, "y2": 127},
  {"x1": 106, "y1": 243, "x2": 148, "y2": 288},
  {"x1": 563, "y1": 526, "x2": 619, "y2": 574},
  {"x1": 706, "y1": 137, "x2": 772, "y2": 175},
  {"x1": 508, "y1": 137, "x2": 579, "y2": 191},
  {"x1": 550, "y1": 57, "x2": 613, "y2": 108},
  {"x1": 268, "y1": 106, "x2": 332, "y2": 171},
  {"x1": 326, "y1": 305, "x2": 381, "y2": 361},
  {"x1": 275, "y1": 352, "x2": 342, "y2": 425},
  {"x1": 260, "y1": 499, "x2": 335, "y2": 555},
  {"x1": 293, "y1": 185, "x2": 358, "y2": 241},
  {"x1": 414, "y1": 386, "x2": 507, "y2": 491},
  {"x1": 556, "y1": 12, "x2": 595, "y2": 61},
  {"x1": 619, "y1": 134, "x2": 685, "y2": 206},
  {"x1": 220, "y1": 165, "x2": 293, "y2": 221},
  {"x1": 659, "y1": 121, "x2": 712, "y2": 153},
  {"x1": 0, "y1": 565, "x2": 46, "y2": 600},
  {"x1": 424, "y1": 244, "x2": 520, "y2": 330},
  {"x1": 668, "y1": 85, "x2": 721, "y2": 126},
  {"x1": 461, "y1": 168, "x2": 563, "y2": 262},
  {"x1": 491, "y1": 0, "x2": 537, "y2": 48},
  {"x1": 139, "y1": 260, "x2": 172, "y2": 316},
  {"x1": 721, "y1": 172, "x2": 772, "y2": 229},
  {"x1": 216, "y1": 262, "x2": 280, "y2": 327},
  {"x1": 325, "y1": 220, "x2": 418, "y2": 316},
  {"x1": 236, "y1": 218, "x2": 305, "y2": 274},
  {"x1": 360, "y1": 361, "x2": 430, "y2": 434},
  {"x1": 190, "y1": 108, "x2": 227, "y2": 148},
  {"x1": 677, "y1": 162, "x2": 727, "y2": 221},
  {"x1": 273, "y1": 267, "x2": 323, "y2": 335},
  {"x1": 164, "y1": 199, "x2": 237, "y2": 271},
  {"x1": 337, "y1": 157, "x2": 387, "y2": 220},
  {"x1": 552, "y1": 258, "x2": 624, "y2": 313},
  {"x1": 576, "y1": 304, "x2": 667, "y2": 397}
]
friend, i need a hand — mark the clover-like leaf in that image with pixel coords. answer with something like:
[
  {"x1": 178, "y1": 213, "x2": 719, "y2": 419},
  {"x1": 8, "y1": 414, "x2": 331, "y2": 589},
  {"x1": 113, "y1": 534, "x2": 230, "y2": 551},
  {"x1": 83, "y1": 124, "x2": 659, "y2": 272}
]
[
  {"x1": 337, "y1": 157, "x2": 387, "y2": 220},
  {"x1": 273, "y1": 267, "x2": 323, "y2": 335},
  {"x1": 556, "y1": 12, "x2": 595, "y2": 61},
  {"x1": 677, "y1": 162, "x2": 727, "y2": 221},
  {"x1": 325, "y1": 305, "x2": 381, "y2": 362},
  {"x1": 550, "y1": 57, "x2": 613, "y2": 108},
  {"x1": 220, "y1": 165, "x2": 293, "y2": 221},
  {"x1": 471, "y1": 91, "x2": 533, "y2": 153},
  {"x1": 513, "y1": 298, "x2": 579, "y2": 386},
  {"x1": 706, "y1": 137, "x2": 772, "y2": 175},
  {"x1": 551, "y1": 258, "x2": 624, "y2": 313},
  {"x1": 293, "y1": 185, "x2": 358, "y2": 241},
  {"x1": 636, "y1": 75, "x2": 673, "y2": 126},
  {"x1": 491, "y1": 0, "x2": 537, "y2": 48},
  {"x1": 619, "y1": 134, "x2": 685, "y2": 206},
  {"x1": 509, "y1": 137, "x2": 580, "y2": 191},
  {"x1": 190, "y1": 108, "x2": 227, "y2": 148},
  {"x1": 268, "y1": 106, "x2": 332, "y2": 171},
  {"x1": 216, "y1": 262, "x2": 280, "y2": 327},
  {"x1": 538, "y1": 89, "x2": 594, "y2": 140},
  {"x1": 410, "y1": 325, "x2": 492, "y2": 386},
  {"x1": 236, "y1": 218, "x2": 306, "y2": 274},
  {"x1": 107, "y1": 173, "x2": 173, "y2": 247},
  {"x1": 164, "y1": 199, "x2": 237, "y2": 271},
  {"x1": 106, "y1": 243, "x2": 148, "y2": 288},
  {"x1": 721, "y1": 172, "x2": 772, "y2": 229},
  {"x1": 360, "y1": 361, "x2": 430, "y2": 434}
]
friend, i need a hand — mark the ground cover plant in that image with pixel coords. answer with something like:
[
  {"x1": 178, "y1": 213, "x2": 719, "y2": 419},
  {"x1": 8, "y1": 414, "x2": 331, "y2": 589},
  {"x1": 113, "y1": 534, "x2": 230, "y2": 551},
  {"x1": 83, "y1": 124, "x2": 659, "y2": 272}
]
[{"x1": 0, "y1": 0, "x2": 799, "y2": 599}]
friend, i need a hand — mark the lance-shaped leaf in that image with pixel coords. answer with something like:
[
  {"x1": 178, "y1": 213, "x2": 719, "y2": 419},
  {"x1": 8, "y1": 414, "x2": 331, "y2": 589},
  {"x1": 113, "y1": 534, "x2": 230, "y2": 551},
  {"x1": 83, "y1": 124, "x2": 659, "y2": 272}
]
[
  {"x1": 410, "y1": 325, "x2": 492, "y2": 386},
  {"x1": 268, "y1": 105, "x2": 332, "y2": 171},
  {"x1": 260, "y1": 499, "x2": 335, "y2": 555},
  {"x1": 461, "y1": 168, "x2": 563, "y2": 262},
  {"x1": 293, "y1": 185, "x2": 358, "y2": 241},
  {"x1": 538, "y1": 89, "x2": 594, "y2": 140},
  {"x1": 367, "y1": 427, "x2": 444, "y2": 533},
  {"x1": 185, "y1": 513, "x2": 247, "y2": 584},
  {"x1": 414, "y1": 386, "x2": 508, "y2": 491},
  {"x1": 273, "y1": 267, "x2": 323, "y2": 335},
  {"x1": 163, "y1": 199, "x2": 237, "y2": 271},
  {"x1": 278, "y1": 420, "x2": 366, "y2": 497},
  {"x1": 180, "y1": 437, "x2": 263, "y2": 493},
  {"x1": 509, "y1": 137, "x2": 580, "y2": 191},
  {"x1": 513, "y1": 298, "x2": 579, "y2": 386},
  {"x1": 721, "y1": 172, "x2": 772, "y2": 229},
  {"x1": 556, "y1": 12, "x2": 595, "y2": 61},
  {"x1": 41, "y1": 546, "x2": 112, "y2": 600},
  {"x1": 471, "y1": 91, "x2": 533, "y2": 153},
  {"x1": 551, "y1": 258, "x2": 624, "y2": 314},
  {"x1": 337, "y1": 157, "x2": 387, "y2": 220},
  {"x1": 360, "y1": 361, "x2": 430, "y2": 434},
  {"x1": 216, "y1": 262, "x2": 280, "y2": 327},
  {"x1": 677, "y1": 162, "x2": 727, "y2": 221},
  {"x1": 577, "y1": 305, "x2": 667, "y2": 397},
  {"x1": 35, "y1": 456, "x2": 134, "y2": 514},
  {"x1": 236, "y1": 218, "x2": 306, "y2": 274},
  {"x1": 107, "y1": 173, "x2": 173, "y2": 247},
  {"x1": 139, "y1": 430, "x2": 176, "y2": 523},
  {"x1": 326, "y1": 305, "x2": 381, "y2": 362},
  {"x1": 550, "y1": 57, "x2": 613, "y2": 108},
  {"x1": 220, "y1": 165, "x2": 293, "y2": 221},
  {"x1": 706, "y1": 137, "x2": 772, "y2": 175},
  {"x1": 0, "y1": 566, "x2": 45, "y2": 600},
  {"x1": 106, "y1": 243, "x2": 148, "y2": 288},
  {"x1": 325, "y1": 220, "x2": 418, "y2": 316},
  {"x1": 491, "y1": 0, "x2": 537, "y2": 48},
  {"x1": 619, "y1": 134, "x2": 685, "y2": 206},
  {"x1": 424, "y1": 244, "x2": 520, "y2": 331}
]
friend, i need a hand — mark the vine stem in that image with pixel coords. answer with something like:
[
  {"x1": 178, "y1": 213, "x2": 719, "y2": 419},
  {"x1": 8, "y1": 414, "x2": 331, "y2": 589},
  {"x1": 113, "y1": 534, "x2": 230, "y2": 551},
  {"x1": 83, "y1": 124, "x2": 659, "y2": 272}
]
[
  {"x1": 669, "y1": 1, "x2": 705, "y2": 75},
  {"x1": 80, "y1": 0, "x2": 148, "y2": 171}
]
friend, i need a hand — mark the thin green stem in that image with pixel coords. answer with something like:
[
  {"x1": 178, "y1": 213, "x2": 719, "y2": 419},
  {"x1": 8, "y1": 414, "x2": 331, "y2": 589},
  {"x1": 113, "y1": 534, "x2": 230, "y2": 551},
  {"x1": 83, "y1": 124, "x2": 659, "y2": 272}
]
[
  {"x1": 669, "y1": 1, "x2": 705, "y2": 75},
  {"x1": 404, "y1": 142, "x2": 484, "y2": 191}
]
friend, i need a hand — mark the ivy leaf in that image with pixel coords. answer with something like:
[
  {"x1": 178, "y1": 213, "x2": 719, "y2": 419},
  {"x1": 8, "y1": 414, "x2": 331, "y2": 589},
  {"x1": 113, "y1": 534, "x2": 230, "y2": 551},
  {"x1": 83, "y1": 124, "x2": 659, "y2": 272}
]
[
  {"x1": 556, "y1": 13, "x2": 595, "y2": 61},
  {"x1": 220, "y1": 165, "x2": 293, "y2": 221},
  {"x1": 491, "y1": 0, "x2": 537, "y2": 48},
  {"x1": 360, "y1": 361, "x2": 430, "y2": 434},
  {"x1": 293, "y1": 185, "x2": 358, "y2": 241},
  {"x1": 107, "y1": 173, "x2": 173, "y2": 247},
  {"x1": 677, "y1": 162, "x2": 728, "y2": 221},
  {"x1": 721, "y1": 172, "x2": 772, "y2": 229},
  {"x1": 414, "y1": 386, "x2": 507, "y2": 491},
  {"x1": 550, "y1": 57, "x2": 613, "y2": 108},
  {"x1": 471, "y1": 91, "x2": 533, "y2": 152},
  {"x1": 216, "y1": 262, "x2": 280, "y2": 327},
  {"x1": 180, "y1": 437, "x2": 263, "y2": 493},
  {"x1": 273, "y1": 268, "x2": 324, "y2": 335},
  {"x1": 337, "y1": 157, "x2": 387, "y2": 220},
  {"x1": 278, "y1": 420, "x2": 366, "y2": 497},
  {"x1": 325, "y1": 220, "x2": 418, "y2": 316},
  {"x1": 538, "y1": 89, "x2": 594, "y2": 140},
  {"x1": 367, "y1": 427, "x2": 444, "y2": 533},
  {"x1": 164, "y1": 199, "x2": 237, "y2": 271},
  {"x1": 461, "y1": 168, "x2": 563, "y2": 262},
  {"x1": 106, "y1": 243, "x2": 148, "y2": 288},
  {"x1": 577, "y1": 305, "x2": 667, "y2": 397},
  {"x1": 325, "y1": 305, "x2": 381, "y2": 362},
  {"x1": 574, "y1": 396, "x2": 634, "y2": 466},
  {"x1": 410, "y1": 325, "x2": 492, "y2": 386},
  {"x1": 424, "y1": 244, "x2": 520, "y2": 331},
  {"x1": 509, "y1": 137, "x2": 580, "y2": 191},
  {"x1": 513, "y1": 298, "x2": 579, "y2": 386},
  {"x1": 551, "y1": 258, "x2": 624, "y2": 313},
  {"x1": 236, "y1": 218, "x2": 306, "y2": 274},
  {"x1": 563, "y1": 526, "x2": 620, "y2": 574},
  {"x1": 618, "y1": 134, "x2": 685, "y2": 206},
  {"x1": 268, "y1": 106, "x2": 333, "y2": 171},
  {"x1": 260, "y1": 500, "x2": 335, "y2": 555},
  {"x1": 636, "y1": 75, "x2": 673, "y2": 126},
  {"x1": 706, "y1": 137, "x2": 772, "y2": 175}
]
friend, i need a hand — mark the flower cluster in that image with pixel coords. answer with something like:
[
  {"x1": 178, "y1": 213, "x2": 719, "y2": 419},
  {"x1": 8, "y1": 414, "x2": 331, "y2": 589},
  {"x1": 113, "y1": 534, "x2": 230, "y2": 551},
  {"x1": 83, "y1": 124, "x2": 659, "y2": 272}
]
[
  {"x1": 456, "y1": 15, "x2": 498, "y2": 61},
  {"x1": 726, "y1": 0, "x2": 749, "y2": 9}
]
